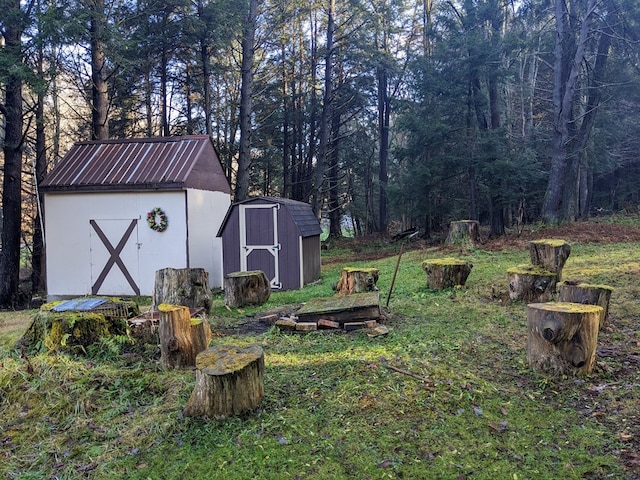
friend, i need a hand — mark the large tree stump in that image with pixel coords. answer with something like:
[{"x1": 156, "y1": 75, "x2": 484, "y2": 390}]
[
  {"x1": 507, "y1": 265, "x2": 557, "y2": 302},
  {"x1": 154, "y1": 267, "x2": 212, "y2": 313},
  {"x1": 527, "y1": 302, "x2": 602, "y2": 375},
  {"x1": 445, "y1": 220, "x2": 480, "y2": 246},
  {"x1": 158, "y1": 304, "x2": 211, "y2": 369},
  {"x1": 558, "y1": 281, "x2": 613, "y2": 328},
  {"x1": 224, "y1": 270, "x2": 271, "y2": 308},
  {"x1": 422, "y1": 258, "x2": 473, "y2": 290},
  {"x1": 16, "y1": 298, "x2": 138, "y2": 354},
  {"x1": 183, "y1": 344, "x2": 265, "y2": 419},
  {"x1": 529, "y1": 239, "x2": 571, "y2": 280},
  {"x1": 334, "y1": 267, "x2": 379, "y2": 294}
]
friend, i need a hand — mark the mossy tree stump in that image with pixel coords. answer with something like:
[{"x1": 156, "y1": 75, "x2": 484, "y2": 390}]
[
  {"x1": 529, "y1": 239, "x2": 571, "y2": 281},
  {"x1": 158, "y1": 304, "x2": 212, "y2": 369},
  {"x1": 184, "y1": 344, "x2": 265, "y2": 419},
  {"x1": 558, "y1": 282, "x2": 613, "y2": 328},
  {"x1": 16, "y1": 298, "x2": 138, "y2": 354},
  {"x1": 527, "y1": 302, "x2": 602, "y2": 375},
  {"x1": 334, "y1": 267, "x2": 379, "y2": 294},
  {"x1": 507, "y1": 265, "x2": 557, "y2": 302},
  {"x1": 422, "y1": 258, "x2": 473, "y2": 290},
  {"x1": 445, "y1": 220, "x2": 480, "y2": 246},
  {"x1": 154, "y1": 267, "x2": 212, "y2": 313},
  {"x1": 224, "y1": 270, "x2": 271, "y2": 308}
]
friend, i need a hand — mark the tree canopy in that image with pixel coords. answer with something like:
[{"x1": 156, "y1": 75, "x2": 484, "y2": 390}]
[{"x1": 1, "y1": 0, "x2": 640, "y2": 305}]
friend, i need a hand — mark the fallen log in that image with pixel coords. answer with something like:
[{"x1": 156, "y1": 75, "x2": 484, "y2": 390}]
[{"x1": 183, "y1": 344, "x2": 265, "y2": 419}]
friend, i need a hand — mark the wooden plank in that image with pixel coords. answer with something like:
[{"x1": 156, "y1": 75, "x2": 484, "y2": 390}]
[{"x1": 296, "y1": 292, "x2": 380, "y2": 324}]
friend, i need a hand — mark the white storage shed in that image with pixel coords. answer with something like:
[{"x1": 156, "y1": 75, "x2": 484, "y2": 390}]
[{"x1": 40, "y1": 135, "x2": 231, "y2": 297}]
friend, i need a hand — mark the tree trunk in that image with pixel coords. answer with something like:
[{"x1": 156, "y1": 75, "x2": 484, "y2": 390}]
[
  {"x1": 529, "y1": 239, "x2": 571, "y2": 281},
  {"x1": 422, "y1": 259, "x2": 473, "y2": 290},
  {"x1": 32, "y1": 41, "x2": 48, "y2": 295},
  {"x1": 89, "y1": 0, "x2": 109, "y2": 140},
  {"x1": 236, "y1": 0, "x2": 257, "y2": 201},
  {"x1": 184, "y1": 344, "x2": 264, "y2": 419},
  {"x1": 507, "y1": 265, "x2": 557, "y2": 302},
  {"x1": 153, "y1": 267, "x2": 212, "y2": 313},
  {"x1": 158, "y1": 304, "x2": 211, "y2": 369},
  {"x1": 542, "y1": 0, "x2": 598, "y2": 224},
  {"x1": 334, "y1": 268, "x2": 379, "y2": 295},
  {"x1": 0, "y1": 0, "x2": 24, "y2": 307},
  {"x1": 558, "y1": 282, "x2": 612, "y2": 328},
  {"x1": 311, "y1": 0, "x2": 334, "y2": 218},
  {"x1": 527, "y1": 302, "x2": 602, "y2": 375},
  {"x1": 224, "y1": 271, "x2": 271, "y2": 308},
  {"x1": 445, "y1": 220, "x2": 480, "y2": 246}
]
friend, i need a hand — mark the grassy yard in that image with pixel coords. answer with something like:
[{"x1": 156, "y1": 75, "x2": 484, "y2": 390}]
[{"x1": 1, "y1": 221, "x2": 639, "y2": 479}]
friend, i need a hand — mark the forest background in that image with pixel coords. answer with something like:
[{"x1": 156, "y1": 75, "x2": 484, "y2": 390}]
[{"x1": 1, "y1": 0, "x2": 640, "y2": 307}]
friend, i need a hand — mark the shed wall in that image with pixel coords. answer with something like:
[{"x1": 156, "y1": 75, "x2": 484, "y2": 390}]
[
  {"x1": 45, "y1": 191, "x2": 188, "y2": 296},
  {"x1": 186, "y1": 189, "x2": 230, "y2": 287},
  {"x1": 220, "y1": 199, "x2": 321, "y2": 290},
  {"x1": 302, "y1": 235, "x2": 321, "y2": 285}
]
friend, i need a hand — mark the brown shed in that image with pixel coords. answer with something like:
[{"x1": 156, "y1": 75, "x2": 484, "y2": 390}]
[{"x1": 217, "y1": 197, "x2": 322, "y2": 290}]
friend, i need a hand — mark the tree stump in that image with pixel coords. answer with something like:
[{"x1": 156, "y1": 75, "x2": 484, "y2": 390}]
[
  {"x1": 183, "y1": 344, "x2": 265, "y2": 419},
  {"x1": 421, "y1": 258, "x2": 473, "y2": 290},
  {"x1": 224, "y1": 270, "x2": 271, "y2": 308},
  {"x1": 334, "y1": 267, "x2": 379, "y2": 294},
  {"x1": 445, "y1": 220, "x2": 480, "y2": 246},
  {"x1": 529, "y1": 239, "x2": 571, "y2": 280},
  {"x1": 507, "y1": 265, "x2": 557, "y2": 302},
  {"x1": 158, "y1": 304, "x2": 212, "y2": 369},
  {"x1": 558, "y1": 281, "x2": 613, "y2": 328},
  {"x1": 16, "y1": 298, "x2": 138, "y2": 354},
  {"x1": 527, "y1": 302, "x2": 603, "y2": 375},
  {"x1": 154, "y1": 267, "x2": 212, "y2": 313}
]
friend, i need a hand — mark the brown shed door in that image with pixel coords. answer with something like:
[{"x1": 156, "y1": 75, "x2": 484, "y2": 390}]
[{"x1": 239, "y1": 203, "x2": 282, "y2": 289}]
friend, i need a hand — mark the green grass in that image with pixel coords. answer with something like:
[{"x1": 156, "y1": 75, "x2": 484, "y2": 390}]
[{"x1": 1, "y1": 226, "x2": 639, "y2": 479}]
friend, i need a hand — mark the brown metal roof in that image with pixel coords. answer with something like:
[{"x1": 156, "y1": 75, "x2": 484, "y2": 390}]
[{"x1": 40, "y1": 135, "x2": 231, "y2": 194}]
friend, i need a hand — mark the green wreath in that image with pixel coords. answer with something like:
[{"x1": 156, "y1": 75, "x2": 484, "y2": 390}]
[{"x1": 147, "y1": 207, "x2": 168, "y2": 232}]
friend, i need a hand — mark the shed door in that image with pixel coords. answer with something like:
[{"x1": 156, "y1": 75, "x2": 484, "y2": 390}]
[
  {"x1": 89, "y1": 219, "x2": 141, "y2": 295},
  {"x1": 239, "y1": 203, "x2": 282, "y2": 289}
]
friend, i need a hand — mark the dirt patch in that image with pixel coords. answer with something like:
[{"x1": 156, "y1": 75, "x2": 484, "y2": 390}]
[
  {"x1": 211, "y1": 304, "x2": 303, "y2": 336},
  {"x1": 482, "y1": 221, "x2": 640, "y2": 251}
]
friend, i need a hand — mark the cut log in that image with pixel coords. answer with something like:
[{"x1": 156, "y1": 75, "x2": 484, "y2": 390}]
[
  {"x1": 158, "y1": 304, "x2": 211, "y2": 369},
  {"x1": 421, "y1": 258, "x2": 473, "y2": 290},
  {"x1": 529, "y1": 239, "x2": 571, "y2": 280},
  {"x1": 183, "y1": 344, "x2": 265, "y2": 419},
  {"x1": 445, "y1": 220, "x2": 480, "y2": 246},
  {"x1": 507, "y1": 265, "x2": 557, "y2": 302},
  {"x1": 224, "y1": 270, "x2": 271, "y2": 308},
  {"x1": 154, "y1": 267, "x2": 212, "y2": 313},
  {"x1": 527, "y1": 302, "x2": 603, "y2": 375},
  {"x1": 558, "y1": 282, "x2": 613, "y2": 328},
  {"x1": 334, "y1": 267, "x2": 379, "y2": 294}
]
